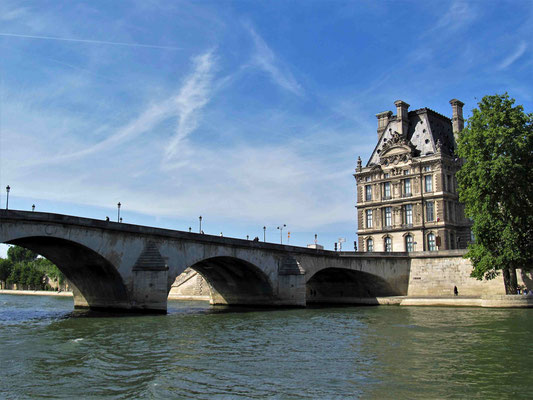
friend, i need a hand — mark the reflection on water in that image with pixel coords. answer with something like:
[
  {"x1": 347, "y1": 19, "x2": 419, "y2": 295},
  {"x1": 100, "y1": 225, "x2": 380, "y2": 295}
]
[{"x1": 1, "y1": 294, "x2": 532, "y2": 399}]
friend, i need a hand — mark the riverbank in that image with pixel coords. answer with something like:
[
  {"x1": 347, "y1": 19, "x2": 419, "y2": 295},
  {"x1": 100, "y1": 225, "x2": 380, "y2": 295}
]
[
  {"x1": 364, "y1": 295, "x2": 533, "y2": 308},
  {"x1": 2, "y1": 290, "x2": 532, "y2": 307},
  {"x1": 0, "y1": 289, "x2": 73, "y2": 297}
]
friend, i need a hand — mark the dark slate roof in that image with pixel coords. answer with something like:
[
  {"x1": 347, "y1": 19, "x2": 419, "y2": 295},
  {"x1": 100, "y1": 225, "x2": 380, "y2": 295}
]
[
  {"x1": 133, "y1": 241, "x2": 168, "y2": 271},
  {"x1": 366, "y1": 107, "x2": 455, "y2": 167}
]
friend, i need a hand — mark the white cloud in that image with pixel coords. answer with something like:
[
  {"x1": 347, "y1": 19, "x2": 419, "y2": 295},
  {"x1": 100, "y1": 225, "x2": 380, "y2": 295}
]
[
  {"x1": 164, "y1": 50, "x2": 216, "y2": 161},
  {"x1": 433, "y1": 0, "x2": 476, "y2": 32},
  {"x1": 245, "y1": 23, "x2": 303, "y2": 96},
  {"x1": 497, "y1": 41, "x2": 527, "y2": 70}
]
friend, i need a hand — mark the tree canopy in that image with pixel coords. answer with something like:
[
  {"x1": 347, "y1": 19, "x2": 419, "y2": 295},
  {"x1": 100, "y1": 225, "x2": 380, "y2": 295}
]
[
  {"x1": 7, "y1": 246, "x2": 38, "y2": 263},
  {"x1": 1, "y1": 245, "x2": 65, "y2": 290},
  {"x1": 456, "y1": 93, "x2": 533, "y2": 293}
]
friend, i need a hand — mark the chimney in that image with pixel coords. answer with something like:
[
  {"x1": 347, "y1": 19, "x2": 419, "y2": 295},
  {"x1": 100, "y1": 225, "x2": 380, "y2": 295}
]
[
  {"x1": 449, "y1": 99, "x2": 464, "y2": 142},
  {"x1": 394, "y1": 100, "x2": 410, "y2": 136},
  {"x1": 376, "y1": 111, "x2": 393, "y2": 139}
]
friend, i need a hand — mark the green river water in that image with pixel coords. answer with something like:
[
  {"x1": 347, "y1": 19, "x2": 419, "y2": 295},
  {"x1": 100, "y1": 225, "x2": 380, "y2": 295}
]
[{"x1": 0, "y1": 294, "x2": 532, "y2": 399}]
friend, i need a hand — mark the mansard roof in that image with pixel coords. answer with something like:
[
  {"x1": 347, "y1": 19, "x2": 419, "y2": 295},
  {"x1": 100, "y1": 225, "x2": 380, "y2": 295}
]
[{"x1": 366, "y1": 107, "x2": 455, "y2": 167}]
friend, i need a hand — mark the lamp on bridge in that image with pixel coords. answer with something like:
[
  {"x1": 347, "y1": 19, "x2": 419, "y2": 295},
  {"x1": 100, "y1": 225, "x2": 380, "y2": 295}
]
[
  {"x1": 32, "y1": 204, "x2": 35, "y2": 212},
  {"x1": 5, "y1": 185, "x2": 10, "y2": 210},
  {"x1": 263, "y1": 226, "x2": 266, "y2": 242},
  {"x1": 277, "y1": 224, "x2": 286, "y2": 244},
  {"x1": 117, "y1": 202, "x2": 121, "y2": 222},
  {"x1": 199, "y1": 216, "x2": 202, "y2": 233}
]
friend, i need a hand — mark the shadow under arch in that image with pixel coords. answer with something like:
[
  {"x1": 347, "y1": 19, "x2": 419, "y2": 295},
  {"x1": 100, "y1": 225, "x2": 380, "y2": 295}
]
[
  {"x1": 306, "y1": 267, "x2": 400, "y2": 305},
  {"x1": 4, "y1": 236, "x2": 130, "y2": 310},
  {"x1": 186, "y1": 256, "x2": 275, "y2": 306}
]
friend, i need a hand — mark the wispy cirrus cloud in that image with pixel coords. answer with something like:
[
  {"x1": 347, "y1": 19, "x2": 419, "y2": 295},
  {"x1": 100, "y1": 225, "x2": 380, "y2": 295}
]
[
  {"x1": 164, "y1": 50, "x2": 216, "y2": 161},
  {"x1": 497, "y1": 41, "x2": 527, "y2": 70},
  {"x1": 433, "y1": 0, "x2": 477, "y2": 32},
  {"x1": 0, "y1": 32, "x2": 181, "y2": 50},
  {"x1": 245, "y1": 23, "x2": 303, "y2": 96}
]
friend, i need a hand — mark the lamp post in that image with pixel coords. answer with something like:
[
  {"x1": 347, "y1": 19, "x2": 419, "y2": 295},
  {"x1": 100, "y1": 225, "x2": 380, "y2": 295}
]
[
  {"x1": 199, "y1": 216, "x2": 202, "y2": 233},
  {"x1": 189, "y1": 227, "x2": 192, "y2": 233},
  {"x1": 263, "y1": 226, "x2": 266, "y2": 242},
  {"x1": 277, "y1": 224, "x2": 286, "y2": 244},
  {"x1": 5, "y1": 186, "x2": 10, "y2": 210},
  {"x1": 117, "y1": 202, "x2": 121, "y2": 222},
  {"x1": 32, "y1": 204, "x2": 35, "y2": 212}
]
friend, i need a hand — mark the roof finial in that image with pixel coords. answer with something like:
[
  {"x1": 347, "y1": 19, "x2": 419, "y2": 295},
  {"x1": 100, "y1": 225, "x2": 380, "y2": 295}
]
[{"x1": 356, "y1": 156, "x2": 362, "y2": 172}]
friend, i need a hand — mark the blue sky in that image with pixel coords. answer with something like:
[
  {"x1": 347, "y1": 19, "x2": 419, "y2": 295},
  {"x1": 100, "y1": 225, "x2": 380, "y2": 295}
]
[{"x1": 0, "y1": 0, "x2": 532, "y2": 256}]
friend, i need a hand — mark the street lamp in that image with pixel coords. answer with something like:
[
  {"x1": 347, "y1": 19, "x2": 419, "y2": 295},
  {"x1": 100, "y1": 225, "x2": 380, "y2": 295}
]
[
  {"x1": 277, "y1": 224, "x2": 286, "y2": 244},
  {"x1": 5, "y1": 186, "x2": 10, "y2": 210},
  {"x1": 189, "y1": 227, "x2": 192, "y2": 233},
  {"x1": 117, "y1": 202, "x2": 121, "y2": 222},
  {"x1": 199, "y1": 216, "x2": 202, "y2": 233},
  {"x1": 32, "y1": 204, "x2": 35, "y2": 212},
  {"x1": 263, "y1": 226, "x2": 266, "y2": 242}
]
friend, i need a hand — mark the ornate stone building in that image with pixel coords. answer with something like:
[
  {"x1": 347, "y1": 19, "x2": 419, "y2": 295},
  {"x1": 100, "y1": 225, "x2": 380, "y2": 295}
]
[{"x1": 355, "y1": 99, "x2": 471, "y2": 252}]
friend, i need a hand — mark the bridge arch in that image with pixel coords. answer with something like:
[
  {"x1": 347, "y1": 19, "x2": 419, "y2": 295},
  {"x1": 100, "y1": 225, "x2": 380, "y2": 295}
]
[
  {"x1": 3, "y1": 236, "x2": 130, "y2": 310},
  {"x1": 306, "y1": 267, "x2": 399, "y2": 304},
  {"x1": 185, "y1": 256, "x2": 275, "y2": 306}
]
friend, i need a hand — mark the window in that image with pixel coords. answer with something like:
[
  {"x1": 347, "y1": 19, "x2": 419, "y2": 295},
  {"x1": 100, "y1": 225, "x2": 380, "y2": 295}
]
[
  {"x1": 366, "y1": 176, "x2": 371, "y2": 182},
  {"x1": 367, "y1": 238, "x2": 373, "y2": 252},
  {"x1": 405, "y1": 235, "x2": 414, "y2": 252},
  {"x1": 365, "y1": 185, "x2": 372, "y2": 201},
  {"x1": 424, "y1": 175, "x2": 433, "y2": 192},
  {"x1": 403, "y1": 169, "x2": 410, "y2": 175},
  {"x1": 366, "y1": 210, "x2": 373, "y2": 228},
  {"x1": 384, "y1": 182, "x2": 391, "y2": 199},
  {"x1": 384, "y1": 237, "x2": 392, "y2": 252},
  {"x1": 424, "y1": 165, "x2": 431, "y2": 172},
  {"x1": 426, "y1": 201, "x2": 435, "y2": 221},
  {"x1": 447, "y1": 175, "x2": 452, "y2": 192},
  {"x1": 405, "y1": 204, "x2": 413, "y2": 225},
  {"x1": 404, "y1": 178, "x2": 412, "y2": 196},
  {"x1": 384, "y1": 207, "x2": 392, "y2": 226},
  {"x1": 427, "y1": 233, "x2": 436, "y2": 251},
  {"x1": 384, "y1": 173, "x2": 390, "y2": 178}
]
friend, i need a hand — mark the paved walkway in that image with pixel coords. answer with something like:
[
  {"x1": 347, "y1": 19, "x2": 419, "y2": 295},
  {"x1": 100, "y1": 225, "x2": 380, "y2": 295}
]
[{"x1": 0, "y1": 289, "x2": 72, "y2": 297}]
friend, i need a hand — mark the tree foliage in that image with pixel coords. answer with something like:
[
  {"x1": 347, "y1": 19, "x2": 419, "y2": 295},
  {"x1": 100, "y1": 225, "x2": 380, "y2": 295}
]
[
  {"x1": 0, "y1": 258, "x2": 13, "y2": 288},
  {"x1": 1, "y1": 245, "x2": 65, "y2": 290},
  {"x1": 7, "y1": 246, "x2": 38, "y2": 263},
  {"x1": 456, "y1": 93, "x2": 533, "y2": 292}
]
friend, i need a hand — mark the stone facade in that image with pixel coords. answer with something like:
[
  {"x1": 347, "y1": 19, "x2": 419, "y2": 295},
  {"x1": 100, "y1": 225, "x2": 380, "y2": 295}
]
[{"x1": 355, "y1": 99, "x2": 471, "y2": 253}]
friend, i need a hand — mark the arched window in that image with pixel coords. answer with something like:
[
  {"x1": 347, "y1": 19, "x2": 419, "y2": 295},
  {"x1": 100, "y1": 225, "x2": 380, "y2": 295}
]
[
  {"x1": 384, "y1": 236, "x2": 392, "y2": 252},
  {"x1": 405, "y1": 234, "x2": 414, "y2": 252},
  {"x1": 367, "y1": 238, "x2": 373, "y2": 252},
  {"x1": 427, "y1": 233, "x2": 436, "y2": 251}
]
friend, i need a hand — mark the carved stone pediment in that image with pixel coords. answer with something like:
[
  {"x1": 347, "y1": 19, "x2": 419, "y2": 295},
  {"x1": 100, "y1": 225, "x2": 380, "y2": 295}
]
[{"x1": 379, "y1": 131, "x2": 417, "y2": 166}]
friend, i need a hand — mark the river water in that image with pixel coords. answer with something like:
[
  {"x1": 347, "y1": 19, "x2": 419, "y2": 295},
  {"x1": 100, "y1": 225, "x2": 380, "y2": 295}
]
[{"x1": 0, "y1": 294, "x2": 532, "y2": 399}]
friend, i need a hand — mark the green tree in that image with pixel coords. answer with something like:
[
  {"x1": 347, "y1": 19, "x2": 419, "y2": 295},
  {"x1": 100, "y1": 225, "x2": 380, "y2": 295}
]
[
  {"x1": 456, "y1": 93, "x2": 533, "y2": 293},
  {"x1": 0, "y1": 258, "x2": 13, "y2": 289},
  {"x1": 7, "y1": 246, "x2": 38, "y2": 264}
]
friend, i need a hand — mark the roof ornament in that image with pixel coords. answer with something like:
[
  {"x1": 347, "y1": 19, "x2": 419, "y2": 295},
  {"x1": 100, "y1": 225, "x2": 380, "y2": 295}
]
[
  {"x1": 356, "y1": 156, "x2": 362, "y2": 172},
  {"x1": 436, "y1": 139, "x2": 442, "y2": 153}
]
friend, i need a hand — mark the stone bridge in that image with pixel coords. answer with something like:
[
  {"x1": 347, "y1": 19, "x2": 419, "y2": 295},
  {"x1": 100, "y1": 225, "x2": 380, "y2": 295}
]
[{"x1": 0, "y1": 210, "x2": 411, "y2": 313}]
